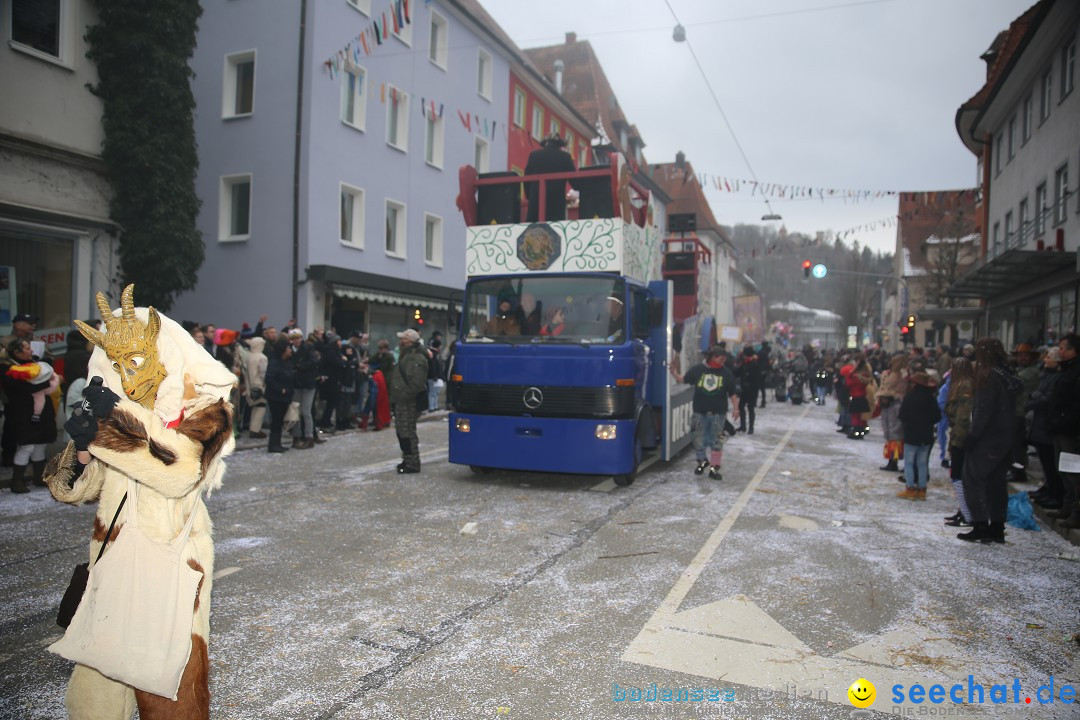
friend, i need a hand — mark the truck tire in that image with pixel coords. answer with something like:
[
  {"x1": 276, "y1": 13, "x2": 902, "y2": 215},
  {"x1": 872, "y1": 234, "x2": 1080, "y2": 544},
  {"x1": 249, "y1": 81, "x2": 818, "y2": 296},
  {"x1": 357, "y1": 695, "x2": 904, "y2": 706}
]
[{"x1": 614, "y1": 432, "x2": 644, "y2": 487}]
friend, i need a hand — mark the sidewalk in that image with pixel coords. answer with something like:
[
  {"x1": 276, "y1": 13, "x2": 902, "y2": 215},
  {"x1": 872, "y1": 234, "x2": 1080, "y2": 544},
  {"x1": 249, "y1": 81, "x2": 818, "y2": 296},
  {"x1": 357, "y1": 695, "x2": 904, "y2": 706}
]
[{"x1": 230, "y1": 408, "x2": 451, "y2": 452}]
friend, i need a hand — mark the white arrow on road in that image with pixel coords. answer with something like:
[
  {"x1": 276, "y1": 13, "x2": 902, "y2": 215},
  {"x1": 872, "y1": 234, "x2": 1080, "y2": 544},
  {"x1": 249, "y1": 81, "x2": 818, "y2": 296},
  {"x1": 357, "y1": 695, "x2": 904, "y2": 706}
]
[{"x1": 621, "y1": 406, "x2": 990, "y2": 713}]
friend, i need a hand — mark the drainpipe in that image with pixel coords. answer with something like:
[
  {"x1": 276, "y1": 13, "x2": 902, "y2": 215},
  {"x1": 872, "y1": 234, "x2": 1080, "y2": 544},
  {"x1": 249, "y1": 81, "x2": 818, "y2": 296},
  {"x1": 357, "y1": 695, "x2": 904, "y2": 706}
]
[{"x1": 292, "y1": 0, "x2": 307, "y2": 321}]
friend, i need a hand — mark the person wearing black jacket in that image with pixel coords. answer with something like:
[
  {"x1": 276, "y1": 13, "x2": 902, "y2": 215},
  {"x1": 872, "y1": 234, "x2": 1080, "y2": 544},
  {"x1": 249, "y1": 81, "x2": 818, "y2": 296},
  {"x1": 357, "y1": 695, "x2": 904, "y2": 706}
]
[
  {"x1": 1047, "y1": 334, "x2": 1080, "y2": 527},
  {"x1": 317, "y1": 333, "x2": 344, "y2": 431},
  {"x1": 896, "y1": 372, "x2": 941, "y2": 501},
  {"x1": 265, "y1": 337, "x2": 296, "y2": 453},
  {"x1": 735, "y1": 346, "x2": 762, "y2": 434},
  {"x1": 290, "y1": 330, "x2": 320, "y2": 448},
  {"x1": 524, "y1": 134, "x2": 577, "y2": 222},
  {"x1": 1027, "y1": 348, "x2": 1064, "y2": 510},
  {"x1": 958, "y1": 338, "x2": 1022, "y2": 543}
]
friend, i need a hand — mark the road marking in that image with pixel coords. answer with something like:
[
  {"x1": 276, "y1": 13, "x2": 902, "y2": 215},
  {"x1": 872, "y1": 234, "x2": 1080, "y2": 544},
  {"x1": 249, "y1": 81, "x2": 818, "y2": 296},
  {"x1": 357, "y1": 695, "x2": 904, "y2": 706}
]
[
  {"x1": 620, "y1": 405, "x2": 992, "y2": 712},
  {"x1": 213, "y1": 566, "x2": 242, "y2": 580}
]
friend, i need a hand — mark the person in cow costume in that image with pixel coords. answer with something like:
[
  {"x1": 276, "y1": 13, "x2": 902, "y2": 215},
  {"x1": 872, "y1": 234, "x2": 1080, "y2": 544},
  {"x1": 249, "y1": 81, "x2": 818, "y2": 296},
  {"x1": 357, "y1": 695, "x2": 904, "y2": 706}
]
[{"x1": 45, "y1": 285, "x2": 236, "y2": 720}]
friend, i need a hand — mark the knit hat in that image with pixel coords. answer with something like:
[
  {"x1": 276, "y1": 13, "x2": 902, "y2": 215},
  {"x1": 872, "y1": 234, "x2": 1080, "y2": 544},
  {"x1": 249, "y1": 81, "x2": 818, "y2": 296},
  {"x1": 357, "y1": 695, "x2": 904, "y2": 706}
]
[
  {"x1": 397, "y1": 329, "x2": 421, "y2": 343},
  {"x1": 214, "y1": 328, "x2": 239, "y2": 346},
  {"x1": 240, "y1": 322, "x2": 255, "y2": 339}
]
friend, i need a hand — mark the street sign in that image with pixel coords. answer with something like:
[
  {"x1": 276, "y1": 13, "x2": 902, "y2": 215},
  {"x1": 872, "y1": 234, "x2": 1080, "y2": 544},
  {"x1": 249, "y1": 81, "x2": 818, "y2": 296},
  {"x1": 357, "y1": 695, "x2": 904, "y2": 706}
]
[{"x1": 811, "y1": 264, "x2": 827, "y2": 279}]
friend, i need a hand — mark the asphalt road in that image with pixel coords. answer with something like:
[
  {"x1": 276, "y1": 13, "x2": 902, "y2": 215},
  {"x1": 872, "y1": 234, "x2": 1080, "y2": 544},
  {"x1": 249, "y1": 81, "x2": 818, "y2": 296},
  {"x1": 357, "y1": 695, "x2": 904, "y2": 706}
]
[{"x1": 1, "y1": 400, "x2": 1078, "y2": 719}]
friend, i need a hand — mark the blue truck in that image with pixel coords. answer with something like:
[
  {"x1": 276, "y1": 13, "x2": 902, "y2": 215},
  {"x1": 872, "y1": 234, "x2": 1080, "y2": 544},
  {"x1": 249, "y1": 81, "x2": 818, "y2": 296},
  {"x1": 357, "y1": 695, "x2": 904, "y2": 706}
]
[{"x1": 448, "y1": 155, "x2": 697, "y2": 484}]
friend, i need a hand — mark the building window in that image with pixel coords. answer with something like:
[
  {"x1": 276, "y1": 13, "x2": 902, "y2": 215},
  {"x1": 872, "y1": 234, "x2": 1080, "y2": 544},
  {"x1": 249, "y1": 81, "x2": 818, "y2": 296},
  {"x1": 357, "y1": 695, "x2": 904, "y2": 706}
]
[
  {"x1": 223, "y1": 51, "x2": 256, "y2": 118},
  {"x1": 1040, "y1": 67, "x2": 1052, "y2": 122},
  {"x1": 385, "y1": 199, "x2": 406, "y2": 257},
  {"x1": 1022, "y1": 94, "x2": 1033, "y2": 142},
  {"x1": 1035, "y1": 182, "x2": 1047, "y2": 236},
  {"x1": 10, "y1": 0, "x2": 67, "y2": 62},
  {"x1": 424, "y1": 213, "x2": 443, "y2": 266},
  {"x1": 1062, "y1": 40, "x2": 1075, "y2": 99},
  {"x1": 1054, "y1": 164, "x2": 1069, "y2": 225},
  {"x1": 1004, "y1": 210, "x2": 1013, "y2": 249},
  {"x1": 474, "y1": 136, "x2": 490, "y2": 173},
  {"x1": 995, "y1": 134, "x2": 1003, "y2": 175},
  {"x1": 579, "y1": 144, "x2": 589, "y2": 166},
  {"x1": 346, "y1": 0, "x2": 371, "y2": 15},
  {"x1": 565, "y1": 130, "x2": 575, "y2": 155},
  {"x1": 392, "y1": 10, "x2": 412, "y2": 45},
  {"x1": 219, "y1": 174, "x2": 252, "y2": 241},
  {"x1": 1007, "y1": 116, "x2": 1016, "y2": 160},
  {"x1": 531, "y1": 104, "x2": 543, "y2": 142},
  {"x1": 429, "y1": 10, "x2": 448, "y2": 69},
  {"x1": 477, "y1": 48, "x2": 493, "y2": 100},
  {"x1": 548, "y1": 117, "x2": 561, "y2": 139},
  {"x1": 340, "y1": 65, "x2": 366, "y2": 131},
  {"x1": 425, "y1": 111, "x2": 444, "y2": 169},
  {"x1": 1018, "y1": 197, "x2": 1029, "y2": 246},
  {"x1": 991, "y1": 221, "x2": 1000, "y2": 257},
  {"x1": 386, "y1": 85, "x2": 409, "y2": 151},
  {"x1": 340, "y1": 183, "x2": 365, "y2": 248},
  {"x1": 513, "y1": 87, "x2": 526, "y2": 127}
]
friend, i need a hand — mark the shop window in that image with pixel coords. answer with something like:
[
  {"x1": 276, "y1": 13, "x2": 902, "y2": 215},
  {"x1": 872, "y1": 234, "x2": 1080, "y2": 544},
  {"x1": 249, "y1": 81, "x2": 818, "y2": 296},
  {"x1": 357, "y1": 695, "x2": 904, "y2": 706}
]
[{"x1": 0, "y1": 232, "x2": 74, "y2": 342}]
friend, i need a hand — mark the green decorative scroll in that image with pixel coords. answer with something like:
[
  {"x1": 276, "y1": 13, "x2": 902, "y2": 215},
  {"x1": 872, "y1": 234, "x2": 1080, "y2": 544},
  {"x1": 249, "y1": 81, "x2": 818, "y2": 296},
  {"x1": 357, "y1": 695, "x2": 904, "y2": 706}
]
[
  {"x1": 466, "y1": 225, "x2": 518, "y2": 275},
  {"x1": 558, "y1": 219, "x2": 619, "y2": 271}
]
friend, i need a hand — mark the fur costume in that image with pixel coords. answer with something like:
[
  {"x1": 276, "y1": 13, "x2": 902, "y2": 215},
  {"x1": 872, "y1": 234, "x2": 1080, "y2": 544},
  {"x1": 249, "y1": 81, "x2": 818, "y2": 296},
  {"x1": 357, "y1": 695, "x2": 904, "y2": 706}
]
[{"x1": 46, "y1": 286, "x2": 236, "y2": 720}]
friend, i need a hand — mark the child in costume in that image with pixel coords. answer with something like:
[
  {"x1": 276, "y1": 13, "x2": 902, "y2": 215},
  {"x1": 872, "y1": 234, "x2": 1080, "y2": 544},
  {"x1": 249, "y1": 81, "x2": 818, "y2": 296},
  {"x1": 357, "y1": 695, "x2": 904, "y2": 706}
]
[{"x1": 45, "y1": 285, "x2": 236, "y2": 720}]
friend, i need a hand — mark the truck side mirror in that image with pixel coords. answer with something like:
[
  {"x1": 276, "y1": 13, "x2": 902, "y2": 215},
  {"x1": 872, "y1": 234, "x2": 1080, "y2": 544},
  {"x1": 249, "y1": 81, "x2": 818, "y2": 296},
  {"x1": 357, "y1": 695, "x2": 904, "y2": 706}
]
[{"x1": 648, "y1": 298, "x2": 665, "y2": 328}]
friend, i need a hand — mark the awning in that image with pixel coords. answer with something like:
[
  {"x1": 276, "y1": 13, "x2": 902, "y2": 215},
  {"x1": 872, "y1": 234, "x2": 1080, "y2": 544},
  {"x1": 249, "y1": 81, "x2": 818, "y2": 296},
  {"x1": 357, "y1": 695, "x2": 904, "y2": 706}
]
[
  {"x1": 947, "y1": 248, "x2": 1076, "y2": 299},
  {"x1": 330, "y1": 285, "x2": 452, "y2": 311}
]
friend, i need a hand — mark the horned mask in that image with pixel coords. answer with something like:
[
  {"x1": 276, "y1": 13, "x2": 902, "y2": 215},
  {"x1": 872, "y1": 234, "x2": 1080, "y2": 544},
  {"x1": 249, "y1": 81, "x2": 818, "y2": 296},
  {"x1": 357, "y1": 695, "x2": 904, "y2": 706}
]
[{"x1": 75, "y1": 285, "x2": 167, "y2": 409}]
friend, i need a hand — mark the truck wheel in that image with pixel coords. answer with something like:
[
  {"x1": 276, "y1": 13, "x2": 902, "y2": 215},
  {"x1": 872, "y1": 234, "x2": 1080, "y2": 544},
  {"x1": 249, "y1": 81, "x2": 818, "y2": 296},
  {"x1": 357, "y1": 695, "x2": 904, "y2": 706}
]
[{"x1": 613, "y1": 434, "x2": 644, "y2": 487}]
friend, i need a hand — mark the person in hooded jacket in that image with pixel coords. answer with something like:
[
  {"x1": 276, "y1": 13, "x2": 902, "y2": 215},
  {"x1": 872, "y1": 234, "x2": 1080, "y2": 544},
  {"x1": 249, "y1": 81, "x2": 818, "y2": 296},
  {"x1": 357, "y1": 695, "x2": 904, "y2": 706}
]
[
  {"x1": 1027, "y1": 347, "x2": 1064, "y2": 510},
  {"x1": 943, "y1": 358, "x2": 975, "y2": 527},
  {"x1": 958, "y1": 337, "x2": 1022, "y2": 543},
  {"x1": 896, "y1": 372, "x2": 941, "y2": 501},
  {"x1": 244, "y1": 336, "x2": 268, "y2": 439}
]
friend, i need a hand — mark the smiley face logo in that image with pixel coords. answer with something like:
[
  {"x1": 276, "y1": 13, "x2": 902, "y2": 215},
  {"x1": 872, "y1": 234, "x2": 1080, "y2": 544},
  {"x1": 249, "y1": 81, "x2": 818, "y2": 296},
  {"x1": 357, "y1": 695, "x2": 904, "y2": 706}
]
[{"x1": 847, "y1": 678, "x2": 876, "y2": 708}]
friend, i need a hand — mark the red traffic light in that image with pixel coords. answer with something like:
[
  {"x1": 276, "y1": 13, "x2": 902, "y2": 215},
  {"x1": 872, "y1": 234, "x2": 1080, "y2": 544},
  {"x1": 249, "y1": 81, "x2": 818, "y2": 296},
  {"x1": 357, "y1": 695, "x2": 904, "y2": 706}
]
[
  {"x1": 900, "y1": 326, "x2": 909, "y2": 335},
  {"x1": 802, "y1": 260, "x2": 811, "y2": 269}
]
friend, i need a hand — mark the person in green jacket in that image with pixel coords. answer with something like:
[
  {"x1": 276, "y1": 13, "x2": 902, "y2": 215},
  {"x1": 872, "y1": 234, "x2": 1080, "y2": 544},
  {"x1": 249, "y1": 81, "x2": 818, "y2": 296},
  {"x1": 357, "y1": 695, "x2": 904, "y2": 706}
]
[{"x1": 390, "y1": 329, "x2": 429, "y2": 474}]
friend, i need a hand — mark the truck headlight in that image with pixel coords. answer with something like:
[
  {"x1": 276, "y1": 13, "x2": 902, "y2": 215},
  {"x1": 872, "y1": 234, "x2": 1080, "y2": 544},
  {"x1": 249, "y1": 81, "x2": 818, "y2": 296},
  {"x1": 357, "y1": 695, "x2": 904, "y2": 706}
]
[
  {"x1": 456, "y1": 418, "x2": 471, "y2": 433},
  {"x1": 595, "y1": 424, "x2": 617, "y2": 440}
]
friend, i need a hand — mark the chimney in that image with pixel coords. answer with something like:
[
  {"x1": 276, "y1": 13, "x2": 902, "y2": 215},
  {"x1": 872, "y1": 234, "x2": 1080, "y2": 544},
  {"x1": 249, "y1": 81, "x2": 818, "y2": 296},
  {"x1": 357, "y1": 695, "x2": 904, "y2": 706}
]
[
  {"x1": 675, "y1": 150, "x2": 686, "y2": 169},
  {"x1": 553, "y1": 59, "x2": 564, "y2": 94},
  {"x1": 565, "y1": 32, "x2": 576, "y2": 44}
]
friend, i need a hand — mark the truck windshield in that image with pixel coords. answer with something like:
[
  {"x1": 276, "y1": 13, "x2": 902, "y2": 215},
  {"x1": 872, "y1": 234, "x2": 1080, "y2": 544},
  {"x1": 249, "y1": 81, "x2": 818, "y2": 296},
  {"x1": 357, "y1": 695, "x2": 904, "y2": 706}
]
[{"x1": 463, "y1": 276, "x2": 627, "y2": 345}]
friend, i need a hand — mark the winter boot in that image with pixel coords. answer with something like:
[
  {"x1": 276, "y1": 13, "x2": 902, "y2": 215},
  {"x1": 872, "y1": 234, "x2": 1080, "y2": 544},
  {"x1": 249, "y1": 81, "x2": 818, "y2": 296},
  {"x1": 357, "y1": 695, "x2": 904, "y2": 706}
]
[
  {"x1": 879, "y1": 459, "x2": 899, "y2": 472},
  {"x1": 915, "y1": 488, "x2": 926, "y2": 501},
  {"x1": 957, "y1": 522, "x2": 990, "y2": 542},
  {"x1": 709, "y1": 465, "x2": 722, "y2": 481},
  {"x1": 31, "y1": 460, "x2": 47, "y2": 487},
  {"x1": 694, "y1": 459, "x2": 709, "y2": 475},
  {"x1": 984, "y1": 521, "x2": 1006, "y2": 543},
  {"x1": 896, "y1": 486, "x2": 919, "y2": 500},
  {"x1": 9, "y1": 464, "x2": 30, "y2": 494}
]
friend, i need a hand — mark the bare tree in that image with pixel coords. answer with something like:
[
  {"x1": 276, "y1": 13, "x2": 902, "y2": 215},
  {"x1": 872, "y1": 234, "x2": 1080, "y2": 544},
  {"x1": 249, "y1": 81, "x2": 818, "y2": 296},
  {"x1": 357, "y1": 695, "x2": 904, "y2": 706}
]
[{"x1": 921, "y1": 210, "x2": 978, "y2": 309}]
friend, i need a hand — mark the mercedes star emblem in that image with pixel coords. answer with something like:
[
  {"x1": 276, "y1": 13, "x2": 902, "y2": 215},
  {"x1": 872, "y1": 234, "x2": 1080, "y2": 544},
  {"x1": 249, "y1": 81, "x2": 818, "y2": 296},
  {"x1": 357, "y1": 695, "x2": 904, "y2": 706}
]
[{"x1": 522, "y1": 387, "x2": 543, "y2": 410}]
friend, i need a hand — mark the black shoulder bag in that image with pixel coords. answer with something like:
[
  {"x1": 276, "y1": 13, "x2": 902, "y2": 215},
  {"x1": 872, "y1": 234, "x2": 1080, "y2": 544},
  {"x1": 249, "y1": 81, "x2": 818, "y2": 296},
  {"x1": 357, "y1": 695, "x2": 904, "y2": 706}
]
[{"x1": 57, "y1": 493, "x2": 127, "y2": 628}]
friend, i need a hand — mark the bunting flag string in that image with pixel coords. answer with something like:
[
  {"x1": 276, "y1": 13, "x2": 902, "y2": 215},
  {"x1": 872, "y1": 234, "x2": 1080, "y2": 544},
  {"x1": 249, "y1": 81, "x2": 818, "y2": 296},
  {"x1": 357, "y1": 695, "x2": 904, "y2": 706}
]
[
  {"x1": 323, "y1": 0, "x2": 412, "y2": 77},
  {"x1": 834, "y1": 215, "x2": 900, "y2": 240}
]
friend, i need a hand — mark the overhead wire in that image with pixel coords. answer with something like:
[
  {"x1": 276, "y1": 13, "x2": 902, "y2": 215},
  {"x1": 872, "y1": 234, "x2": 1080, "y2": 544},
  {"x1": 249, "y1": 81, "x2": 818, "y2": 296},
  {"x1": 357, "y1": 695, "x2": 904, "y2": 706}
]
[{"x1": 661, "y1": 0, "x2": 778, "y2": 219}]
